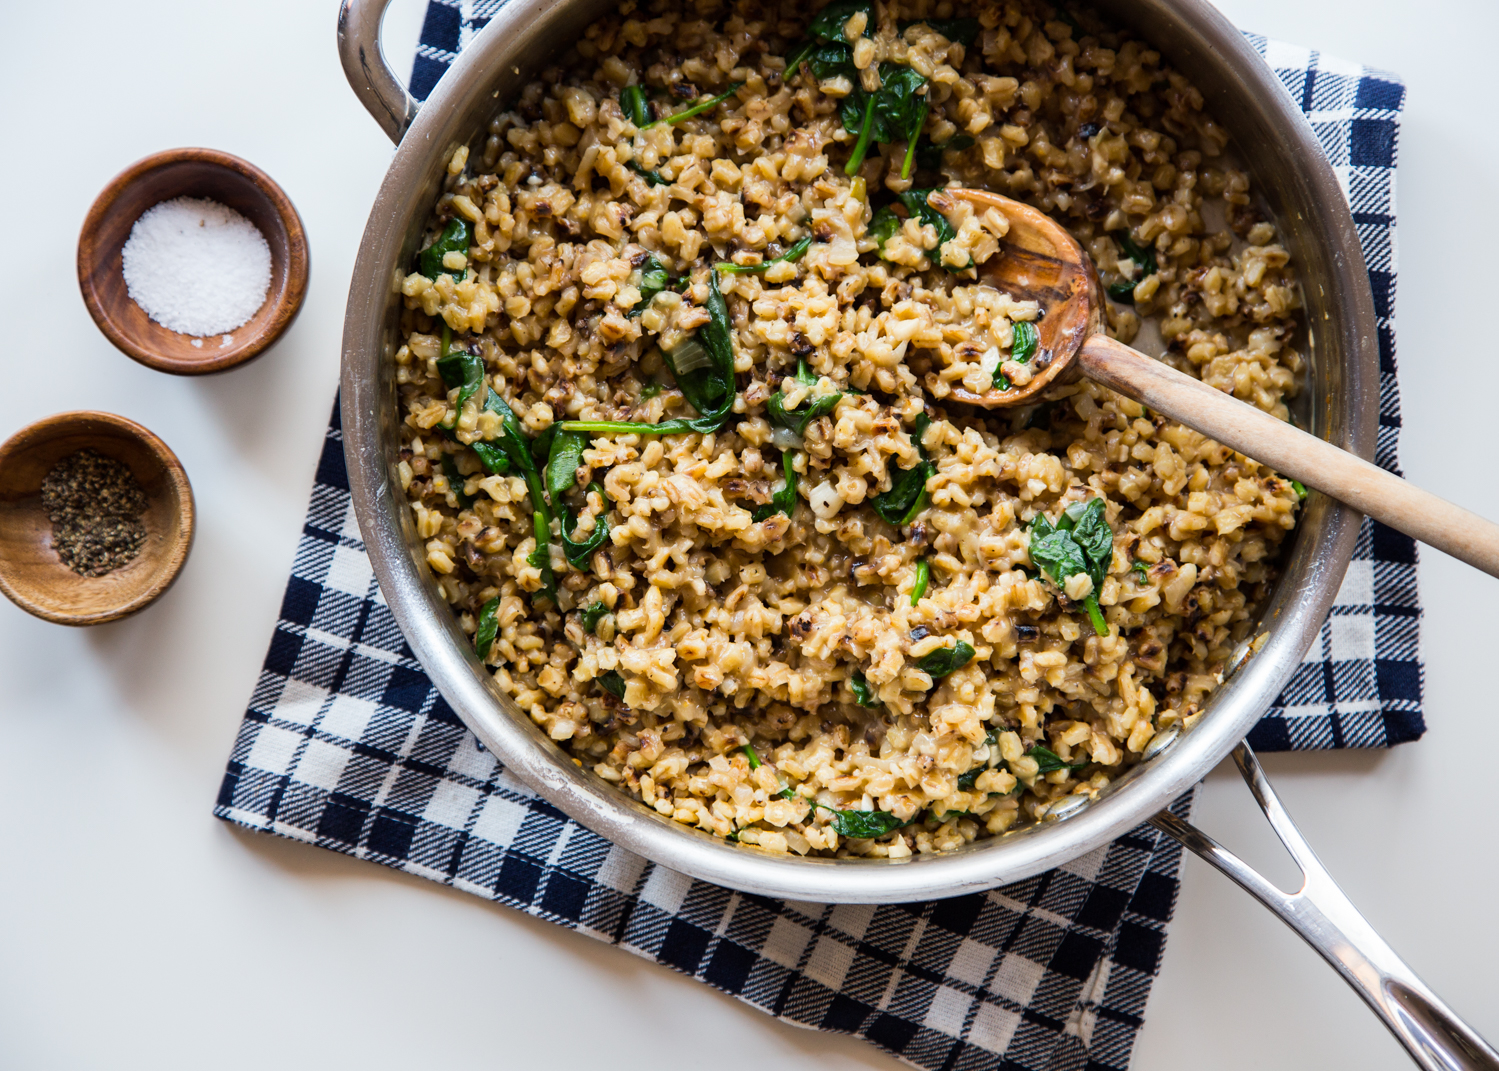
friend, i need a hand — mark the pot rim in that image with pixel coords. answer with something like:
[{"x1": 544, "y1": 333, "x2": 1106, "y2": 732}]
[{"x1": 338, "y1": 0, "x2": 1377, "y2": 903}]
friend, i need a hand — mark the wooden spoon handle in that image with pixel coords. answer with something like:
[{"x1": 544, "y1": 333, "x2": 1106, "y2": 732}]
[{"x1": 1078, "y1": 334, "x2": 1499, "y2": 578}]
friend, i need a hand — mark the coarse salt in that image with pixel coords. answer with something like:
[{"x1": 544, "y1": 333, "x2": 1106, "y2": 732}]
[{"x1": 120, "y1": 196, "x2": 272, "y2": 337}]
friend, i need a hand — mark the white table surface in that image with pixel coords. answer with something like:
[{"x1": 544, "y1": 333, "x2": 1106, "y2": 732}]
[{"x1": 2, "y1": 0, "x2": 1496, "y2": 1066}]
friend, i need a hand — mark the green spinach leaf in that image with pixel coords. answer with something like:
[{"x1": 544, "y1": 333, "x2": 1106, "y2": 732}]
[
  {"x1": 475, "y1": 597, "x2": 499, "y2": 661},
  {"x1": 716, "y1": 236, "x2": 812, "y2": 274},
  {"x1": 898, "y1": 188, "x2": 966, "y2": 271},
  {"x1": 1028, "y1": 500, "x2": 1112, "y2": 636},
  {"x1": 562, "y1": 272, "x2": 737, "y2": 438},
  {"x1": 580, "y1": 602, "x2": 610, "y2": 633},
  {"x1": 869, "y1": 205, "x2": 902, "y2": 249},
  {"x1": 620, "y1": 84, "x2": 651, "y2": 128},
  {"x1": 1113, "y1": 230, "x2": 1158, "y2": 277},
  {"x1": 545, "y1": 429, "x2": 587, "y2": 505},
  {"x1": 561, "y1": 482, "x2": 611, "y2": 569},
  {"x1": 643, "y1": 82, "x2": 744, "y2": 128},
  {"x1": 914, "y1": 133, "x2": 975, "y2": 171},
  {"x1": 596, "y1": 670, "x2": 626, "y2": 699},
  {"x1": 752, "y1": 451, "x2": 799, "y2": 522},
  {"x1": 1028, "y1": 744, "x2": 1088, "y2": 775},
  {"x1": 820, "y1": 807, "x2": 908, "y2": 839},
  {"x1": 768, "y1": 388, "x2": 842, "y2": 436},
  {"x1": 626, "y1": 160, "x2": 669, "y2": 187},
  {"x1": 919, "y1": 640, "x2": 974, "y2": 679},
  {"x1": 874, "y1": 66, "x2": 930, "y2": 178},
  {"x1": 870, "y1": 413, "x2": 934, "y2": 525},
  {"x1": 807, "y1": 0, "x2": 874, "y2": 42},
  {"x1": 629, "y1": 253, "x2": 675, "y2": 317},
  {"x1": 741, "y1": 743, "x2": 797, "y2": 799},
  {"x1": 436, "y1": 328, "x2": 485, "y2": 428},
  {"x1": 849, "y1": 670, "x2": 879, "y2": 707},
  {"x1": 911, "y1": 558, "x2": 929, "y2": 605},
  {"x1": 1011, "y1": 320, "x2": 1039, "y2": 364},
  {"x1": 470, "y1": 442, "x2": 510, "y2": 475},
  {"x1": 418, "y1": 219, "x2": 472, "y2": 281},
  {"x1": 440, "y1": 454, "x2": 475, "y2": 509},
  {"x1": 528, "y1": 510, "x2": 558, "y2": 606}
]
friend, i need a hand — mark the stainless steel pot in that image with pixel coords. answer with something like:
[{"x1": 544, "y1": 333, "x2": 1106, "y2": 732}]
[{"x1": 334, "y1": 1, "x2": 1497, "y2": 1064}]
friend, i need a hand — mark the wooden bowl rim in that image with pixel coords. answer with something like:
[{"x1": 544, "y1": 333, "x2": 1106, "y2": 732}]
[
  {"x1": 0, "y1": 410, "x2": 196, "y2": 626},
  {"x1": 76, "y1": 147, "x2": 310, "y2": 376}
]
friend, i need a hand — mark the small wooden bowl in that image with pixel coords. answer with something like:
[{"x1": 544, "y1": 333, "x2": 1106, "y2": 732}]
[
  {"x1": 0, "y1": 412, "x2": 195, "y2": 626},
  {"x1": 77, "y1": 148, "x2": 310, "y2": 375}
]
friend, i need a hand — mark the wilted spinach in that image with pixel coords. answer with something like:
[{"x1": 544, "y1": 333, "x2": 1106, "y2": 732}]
[
  {"x1": 919, "y1": 640, "x2": 974, "y2": 679},
  {"x1": 440, "y1": 454, "x2": 474, "y2": 509},
  {"x1": 1106, "y1": 230, "x2": 1158, "y2": 303},
  {"x1": 716, "y1": 236, "x2": 812, "y2": 275},
  {"x1": 911, "y1": 559, "x2": 930, "y2": 605},
  {"x1": 628, "y1": 253, "x2": 677, "y2": 317},
  {"x1": 842, "y1": 66, "x2": 930, "y2": 177},
  {"x1": 1029, "y1": 498, "x2": 1112, "y2": 636},
  {"x1": 768, "y1": 373, "x2": 843, "y2": 436},
  {"x1": 822, "y1": 808, "x2": 909, "y2": 839},
  {"x1": 752, "y1": 451, "x2": 799, "y2": 522},
  {"x1": 563, "y1": 272, "x2": 737, "y2": 437},
  {"x1": 545, "y1": 429, "x2": 587, "y2": 506},
  {"x1": 741, "y1": 743, "x2": 798, "y2": 799},
  {"x1": 900, "y1": 188, "x2": 966, "y2": 269},
  {"x1": 993, "y1": 319, "x2": 1040, "y2": 391},
  {"x1": 580, "y1": 602, "x2": 610, "y2": 633},
  {"x1": 561, "y1": 482, "x2": 611, "y2": 569},
  {"x1": 626, "y1": 160, "x2": 669, "y2": 187},
  {"x1": 475, "y1": 597, "x2": 499, "y2": 661},
  {"x1": 620, "y1": 84, "x2": 651, "y2": 127},
  {"x1": 1028, "y1": 744, "x2": 1089, "y2": 775},
  {"x1": 643, "y1": 82, "x2": 744, "y2": 128},
  {"x1": 596, "y1": 670, "x2": 626, "y2": 699},
  {"x1": 869, "y1": 205, "x2": 902, "y2": 250},
  {"x1": 871, "y1": 412, "x2": 934, "y2": 525},
  {"x1": 417, "y1": 219, "x2": 472, "y2": 280},
  {"x1": 914, "y1": 133, "x2": 975, "y2": 171},
  {"x1": 480, "y1": 393, "x2": 557, "y2": 605},
  {"x1": 436, "y1": 326, "x2": 485, "y2": 430},
  {"x1": 849, "y1": 670, "x2": 879, "y2": 707}
]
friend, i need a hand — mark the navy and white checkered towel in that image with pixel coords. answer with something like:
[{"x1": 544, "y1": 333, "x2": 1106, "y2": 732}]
[{"x1": 215, "y1": 15, "x2": 1416, "y2": 1070}]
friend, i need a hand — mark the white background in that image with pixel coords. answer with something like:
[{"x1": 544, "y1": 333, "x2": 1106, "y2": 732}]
[{"x1": 0, "y1": 0, "x2": 1494, "y2": 1067}]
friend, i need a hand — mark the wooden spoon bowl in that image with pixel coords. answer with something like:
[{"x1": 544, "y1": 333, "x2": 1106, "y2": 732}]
[
  {"x1": 77, "y1": 147, "x2": 310, "y2": 375},
  {"x1": 944, "y1": 187, "x2": 1100, "y2": 406},
  {"x1": 0, "y1": 412, "x2": 195, "y2": 626}
]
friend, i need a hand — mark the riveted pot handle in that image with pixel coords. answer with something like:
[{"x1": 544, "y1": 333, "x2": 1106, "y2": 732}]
[
  {"x1": 337, "y1": 0, "x2": 421, "y2": 144},
  {"x1": 1153, "y1": 744, "x2": 1499, "y2": 1071}
]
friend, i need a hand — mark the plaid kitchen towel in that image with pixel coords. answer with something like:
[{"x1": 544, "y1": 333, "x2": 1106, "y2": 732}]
[{"x1": 216, "y1": 16, "x2": 1416, "y2": 1071}]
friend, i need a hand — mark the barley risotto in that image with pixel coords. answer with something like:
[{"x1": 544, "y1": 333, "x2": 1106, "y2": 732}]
[{"x1": 391, "y1": 0, "x2": 1304, "y2": 857}]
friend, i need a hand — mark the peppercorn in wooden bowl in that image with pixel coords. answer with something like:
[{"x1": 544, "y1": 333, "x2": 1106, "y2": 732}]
[
  {"x1": 0, "y1": 412, "x2": 195, "y2": 626},
  {"x1": 77, "y1": 147, "x2": 310, "y2": 375}
]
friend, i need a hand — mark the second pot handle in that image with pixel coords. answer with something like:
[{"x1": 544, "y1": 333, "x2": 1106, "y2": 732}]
[
  {"x1": 337, "y1": 0, "x2": 421, "y2": 144},
  {"x1": 1152, "y1": 743, "x2": 1498, "y2": 1070}
]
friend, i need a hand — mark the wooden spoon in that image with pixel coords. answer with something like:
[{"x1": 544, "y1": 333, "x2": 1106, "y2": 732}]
[{"x1": 946, "y1": 187, "x2": 1499, "y2": 579}]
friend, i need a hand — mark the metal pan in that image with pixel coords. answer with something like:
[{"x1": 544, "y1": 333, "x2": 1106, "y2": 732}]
[{"x1": 334, "y1": 0, "x2": 1496, "y2": 1063}]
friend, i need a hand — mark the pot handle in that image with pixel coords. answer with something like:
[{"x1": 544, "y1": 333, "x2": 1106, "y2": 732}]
[
  {"x1": 337, "y1": 0, "x2": 421, "y2": 144},
  {"x1": 1152, "y1": 743, "x2": 1498, "y2": 1070}
]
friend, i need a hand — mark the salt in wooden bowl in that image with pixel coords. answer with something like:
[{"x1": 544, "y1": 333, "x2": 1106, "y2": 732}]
[
  {"x1": 0, "y1": 412, "x2": 195, "y2": 626},
  {"x1": 77, "y1": 147, "x2": 310, "y2": 375}
]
